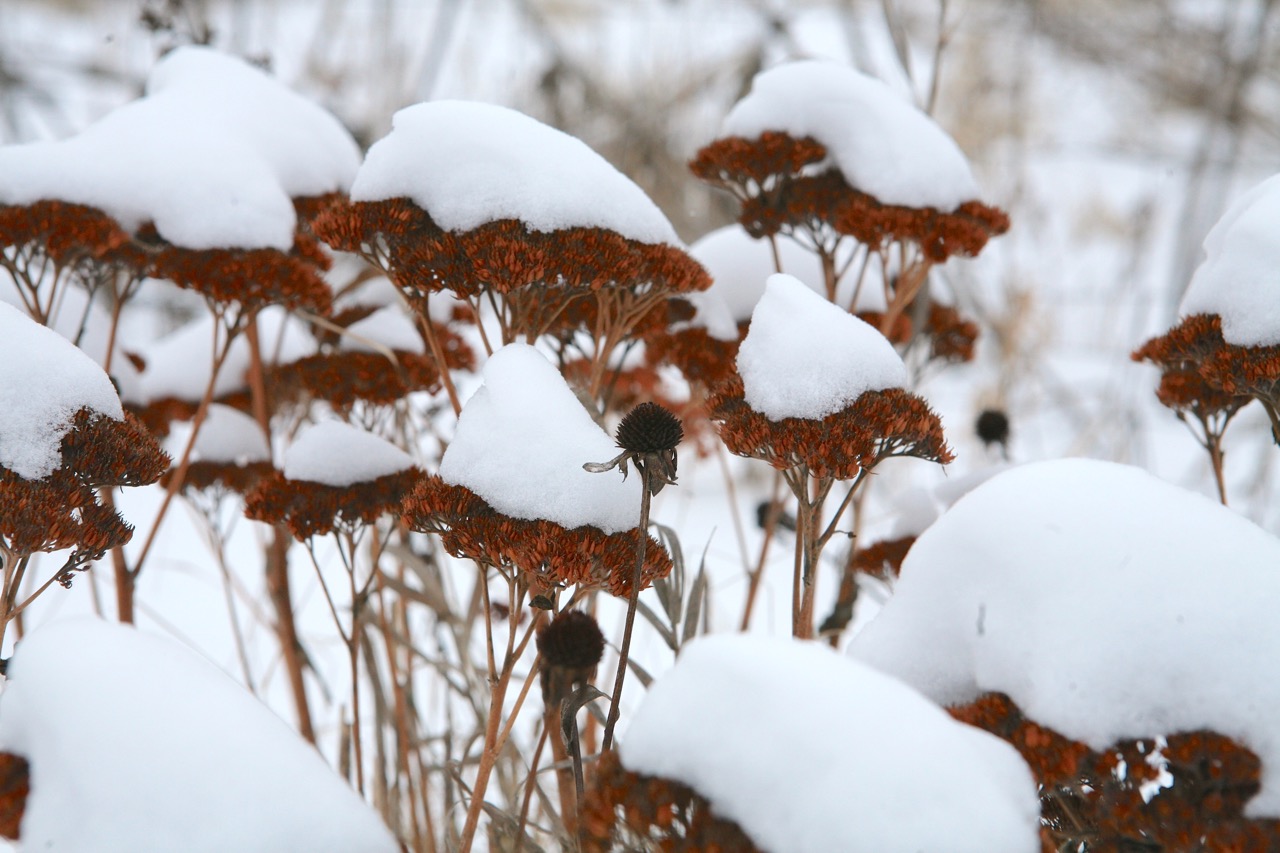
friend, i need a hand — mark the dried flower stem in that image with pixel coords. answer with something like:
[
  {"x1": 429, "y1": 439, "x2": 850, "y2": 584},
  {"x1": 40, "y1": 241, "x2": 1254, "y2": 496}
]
[
  {"x1": 117, "y1": 316, "x2": 239, "y2": 622},
  {"x1": 243, "y1": 322, "x2": 316, "y2": 741},
  {"x1": 601, "y1": 476, "x2": 653, "y2": 751},
  {"x1": 457, "y1": 577, "x2": 541, "y2": 853}
]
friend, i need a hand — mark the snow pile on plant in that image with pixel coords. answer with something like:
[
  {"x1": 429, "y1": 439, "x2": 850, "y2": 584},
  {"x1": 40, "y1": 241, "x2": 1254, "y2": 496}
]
[
  {"x1": 0, "y1": 302, "x2": 123, "y2": 479},
  {"x1": 850, "y1": 457, "x2": 1280, "y2": 816},
  {"x1": 282, "y1": 421, "x2": 415, "y2": 487},
  {"x1": 124, "y1": 307, "x2": 316, "y2": 406},
  {"x1": 190, "y1": 404, "x2": 270, "y2": 465},
  {"x1": 0, "y1": 46, "x2": 360, "y2": 250},
  {"x1": 1179, "y1": 173, "x2": 1280, "y2": 346},
  {"x1": 723, "y1": 60, "x2": 980, "y2": 210},
  {"x1": 620, "y1": 634, "x2": 1039, "y2": 853},
  {"x1": 340, "y1": 306, "x2": 425, "y2": 355},
  {"x1": 736, "y1": 274, "x2": 906, "y2": 420},
  {"x1": 439, "y1": 343, "x2": 642, "y2": 533},
  {"x1": 350, "y1": 100, "x2": 680, "y2": 245},
  {"x1": 0, "y1": 618, "x2": 398, "y2": 853},
  {"x1": 687, "y1": 226, "x2": 883, "y2": 339}
]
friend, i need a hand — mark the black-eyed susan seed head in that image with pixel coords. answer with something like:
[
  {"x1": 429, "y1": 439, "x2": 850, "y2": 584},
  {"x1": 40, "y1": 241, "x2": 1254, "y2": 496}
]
[
  {"x1": 975, "y1": 409, "x2": 1010, "y2": 449},
  {"x1": 615, "y1": 402, "x2": 683, "y2": 455}
]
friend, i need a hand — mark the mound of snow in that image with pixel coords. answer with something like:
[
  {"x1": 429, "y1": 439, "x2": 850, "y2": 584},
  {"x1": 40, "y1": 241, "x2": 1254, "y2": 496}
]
[
  {"x1": 850, "y1": 458, "x2": 1280, "y2": 817},
  {"x1": 621, "y1": 634, "x2": 1039, "y2": 853},
  {"x1": 0, "y1": 302, "x2": 123, "y2": 479},
  {"x1": 0, "y1": 46, "x2": 360, "y2": 250},
  {"x1": 736, "y1": 274, "x2": 906, "y2": 420},
  {"x1": 439, "y1": 343, "x2": 641, "y2": 534},
  {"x1": 1180, "y1": 173, "x2": 1280, "y2": 346},
  {"x1": 282, "y1": 421, "x2": 415, "y2": 487},
  {"x1": 723, "y1": 60, "x2": 980, "y2": 211},
  {"x1": 351, "y1": 100, "x2": 679, "y2": 245},
  {"x1": 0, "y1": 618, "x2": 398, "y2": 853}
]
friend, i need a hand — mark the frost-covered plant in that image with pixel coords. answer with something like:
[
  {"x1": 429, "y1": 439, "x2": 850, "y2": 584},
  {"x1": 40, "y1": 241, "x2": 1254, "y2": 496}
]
[
  {"x1": 0, "y1": 304, "x2": 167, "y2": 650},
  {"x1": 690, "y1": 61, "x2": 1007, "y2": 345},
  {"x1": 709, "y1": 276, "x2": 951, "y2": 638},
  {"x1": 312, "y1": 100, "x2": 710, "y2": 406},
  {"x1": 1134, "y1": 174, "x2": 1280, "y2": 503}
]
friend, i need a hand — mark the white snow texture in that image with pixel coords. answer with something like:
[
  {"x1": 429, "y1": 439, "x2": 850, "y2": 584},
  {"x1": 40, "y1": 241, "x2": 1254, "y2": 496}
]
[
  {"x1": 620, "y1": 634, "x2": 1040, "y2": 853},
  {"x1": 723, "y1": 60, "x2": 980, "y2": 210},
  {"x1": 0, "y1": 302, "x2": 124, "y2": 480},
  {"x1": 439, "y1": 343, "x2": 642, "y2": 534},
  {"x1": 1180, "y1": 173, "x2": 1280, "y2": 346},
  {"x1": 282, "y1": 421, "x2": 415, "y2": 487},
  {"x1": 736, "y1": 273, "x2": 907, "y2": 420},
  {"x1": 850, "y1": 458, "x2": 1280, "y2": 817},
  {"x1": 350, "y1": 100, "x2": 680, "y2": 245},
  {"x1": 0, "y1": 618, "x2": 399, "y2": 853},
  {"x1": 0, "y1": 46, "x2": 360, "y2": 250}
]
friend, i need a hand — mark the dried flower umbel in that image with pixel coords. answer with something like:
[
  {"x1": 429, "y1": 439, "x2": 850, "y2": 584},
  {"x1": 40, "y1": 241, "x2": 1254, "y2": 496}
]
[
  {"x1": 313, "y1": 197, "x2": 710, "y2": 405},
  {"x1": 580, "y1": 751, "x2": 764, "y2": 853},
  {"x1": 402, "y1": 477, "x2": 671, "y2": 600},
  {"x1": 0, "y1": 408, "x2": 168, "y2": 650},
  {"x1": 691, "y1": 131, "x2": 1005, "y2": 350},
  {"x1": 952, "y1": 692, "x2": 1280, "y2": 852},
  {"x1": 1133, "y1": 313, "x2": 1262, "y2": 504},
  {"x1": 710, "y1": 375, "x2": 951, "y2": 638}
]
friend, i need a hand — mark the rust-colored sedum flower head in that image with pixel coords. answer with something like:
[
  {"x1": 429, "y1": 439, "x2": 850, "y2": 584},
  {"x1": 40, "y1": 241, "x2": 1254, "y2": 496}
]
[
  {"x1": 2, "y1": 306, "x2": 169, "y2": 577},
  {"x1": 710, "y1": 277, "x2": 952, "y2": 480},
  {"x1": 402, "y1": 476, "x2": 670, "y2": 600},
  {"x1": 580, "y1": 751, "x2": 765, "y2": 853},
  {"x1": 2, "y1": 409, "x2": 169, "y2": 579},
  {"x1": 691, "y1": 62, "x2": 1009, "y2": 262},
  {"x1": 1133, "y1": 314, "x2": 1262, "y2": 424},
  {"x1": 312, "y1": 101, "x2": 710, "y2": 398},
  {"x1": 265, "y1": 303, "x2": 474, "y2": 416},
  {"x1": 0, "y1": 201, "x2": 148, "y2": 301},
  {"x1": 709, "y1": 375, "x2": 952, "y2": 480},
  {"x1": 951, "y1": 692, "x2": 1280, "y2": 851},
  {"x1": 243, "y1": 422, "x2": 421, "y2": 541}
]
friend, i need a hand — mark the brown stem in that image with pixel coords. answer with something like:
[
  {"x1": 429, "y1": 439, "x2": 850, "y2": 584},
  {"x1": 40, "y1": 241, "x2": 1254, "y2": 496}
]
[
  {"x1": 418, "y1": 313, "x2": 462, "y2": 416},
  {"x1": 602, "y1": 472, "x2": 654, "y2": 751},
  {"x1": 740, "y1": 470, "x2": 785, "y2": 631},
  {"x1": 244, "y1": 319, "x2": 316, "y2": 741}
]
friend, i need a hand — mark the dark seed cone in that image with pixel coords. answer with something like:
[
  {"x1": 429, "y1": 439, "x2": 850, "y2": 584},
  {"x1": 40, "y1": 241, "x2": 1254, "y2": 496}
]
[
  {"x1": 538, "y1": 610, "x2": 606, "y2": 671},
  {"x1": 615, "y1": 402, "x2": 683, "y2": 454},
  {"x1": 538, "y1": 609, "x2": 606, "y2": 706},
  {"x1": 975, "y1": 409, "x2": 1011, "y2": 447}
]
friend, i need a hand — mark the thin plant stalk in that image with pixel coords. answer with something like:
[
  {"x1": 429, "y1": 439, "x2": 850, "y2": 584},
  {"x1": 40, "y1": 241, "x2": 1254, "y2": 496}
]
[{"x1": 601, "y1": 472, "x2": 654, "y2": 751}]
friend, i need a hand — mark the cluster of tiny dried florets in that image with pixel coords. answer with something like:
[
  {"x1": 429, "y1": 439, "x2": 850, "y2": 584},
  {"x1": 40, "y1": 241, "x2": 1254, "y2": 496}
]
[
  {"x1": 580, "y1": 751, "x2": 764, "y2": 853},
  {"x1": 243, "y1": 467, "x2": 422, "y2": 541},
  {"x1": 312, "y1": 198, "x2": 710, "y2": 395},
  {"x1": 0, "y1": 200, "x2": 333, "y2": 317},
  {"x1": 951, "y1": 692, "x2": 1280, "y2": 852},
  {"x1": 1, "y1": 408, "x2": 169, "y2": 576},
  {"x1": 141, "y1": 227, "x2": 332, "y2": 316},
  {"x1": 860, "y1": 302, "x2": 981, "y2": 365},
  {"x1": 266, "y1": 307, "x2": 473, "y2": 416},
  {"x1": 1135, "y1": 314, "x2": 1280, "y2": 429},
  {"x1": 708, "y1": 376, "x2": 953, "y2": 481},
  {"x1": 402, "y1": 476, "x2": 672, "y2": 599},
  {"x1": 0, "y1": 752, "x2": 28, "y2": 842},
  {"x1": 690, "y1": 133, "x2": 1009, "y2": 262}
]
